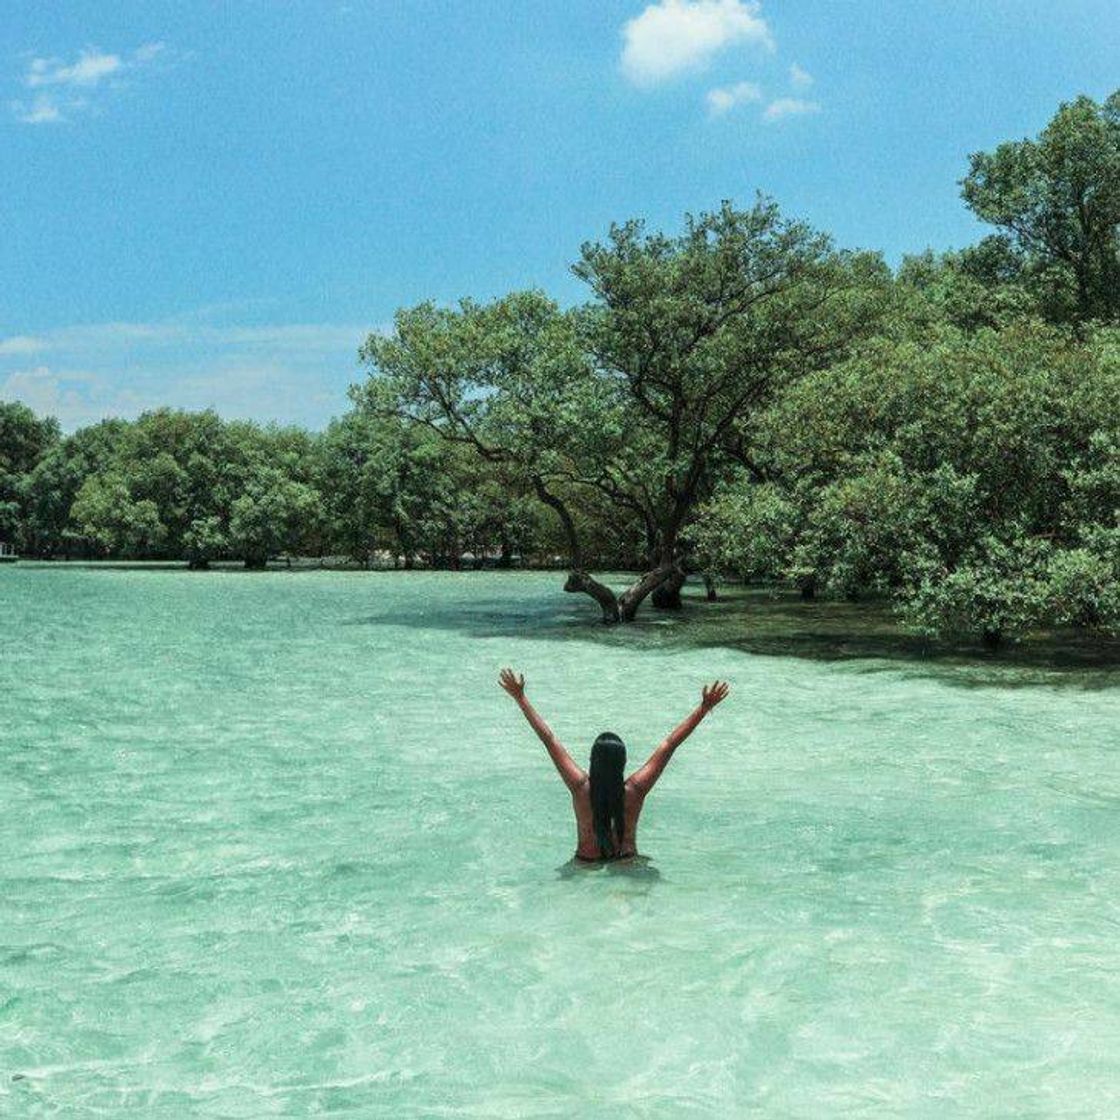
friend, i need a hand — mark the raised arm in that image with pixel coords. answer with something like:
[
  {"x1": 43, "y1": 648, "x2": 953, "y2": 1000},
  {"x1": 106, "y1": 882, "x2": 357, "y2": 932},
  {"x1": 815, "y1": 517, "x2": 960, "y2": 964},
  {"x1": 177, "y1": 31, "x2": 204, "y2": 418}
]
[
  {"x1": 628, "y1": 680, "x2": 729, "y2": 798},
  {"x1": 498, "y1": 668, "x2": 586, "y2": 792}
]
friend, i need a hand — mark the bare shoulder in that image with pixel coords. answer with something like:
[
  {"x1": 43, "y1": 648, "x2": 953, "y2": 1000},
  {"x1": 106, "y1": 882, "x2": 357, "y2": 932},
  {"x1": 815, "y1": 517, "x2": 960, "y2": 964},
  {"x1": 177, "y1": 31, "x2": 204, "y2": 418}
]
[{"x1": 624, "y1": 776, "x2": 648, "y2": 800}]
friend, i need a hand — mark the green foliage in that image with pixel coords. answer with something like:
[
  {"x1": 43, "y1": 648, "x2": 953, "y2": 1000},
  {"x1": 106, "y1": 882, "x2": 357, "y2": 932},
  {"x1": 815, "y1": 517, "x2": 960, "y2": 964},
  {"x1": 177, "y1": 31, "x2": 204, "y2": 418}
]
[
  {"x1": 0, "y1": 401, "x2": 60, "y2": 548},
  {"x1": 316, "y1": 410, "x2": 542, "y2": 567},
  {"x1": 690, "y1": 480, "x2": 795, "y2": 583},
  {"x1": 229, "y1": 468, "x2": 321, "y2": 568},
  {"x1": 315, "y1": 411, "x2": 395, "y2": 565},
  {"x1": 698, "y1": 322, "x2": 1120, "y2": 643},
  {"x1": 0, "y1": 400, "x2": 60, "y2": 478},
  {"x1": 183, "y1": 516, "x2": 228, "y2": 568},
  {"x1": 895, "y1": 243, "x2": 1036, "y2": 332},
  {"x1": 1044, "y1": 539, "x2": 1120, "y2": 629},
  {"x1": 71, "y1": 473, "x2": 167, "y2": 557},
  {"x1": 0, "y1": 399, "x2": 547, "y2": 569},
  {"x1": 899, "y1": 535, "x2": 1053, "y2": 646},
  {"x1": 572, "y1": 199, "x2": 889, "y2": 560},
  {"x1": 962, "y1": 90, "x2": 1120, "y2": 324},
  {"x1": 357, "y1": 290, "x2": 603, "y2": 489},
  {"x1": 22, "y1": 419, "x2": 131, "y2": 556},
  {"x1": 356, "y1": 288, "x2": 637, "y2": 590}
]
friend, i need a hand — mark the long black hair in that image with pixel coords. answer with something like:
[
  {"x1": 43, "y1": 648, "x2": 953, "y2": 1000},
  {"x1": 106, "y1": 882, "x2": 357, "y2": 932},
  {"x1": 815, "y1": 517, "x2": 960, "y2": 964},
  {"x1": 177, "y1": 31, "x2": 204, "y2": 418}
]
[{"x1": 589, "y1": 732, "x2": 627, "y2": 859}]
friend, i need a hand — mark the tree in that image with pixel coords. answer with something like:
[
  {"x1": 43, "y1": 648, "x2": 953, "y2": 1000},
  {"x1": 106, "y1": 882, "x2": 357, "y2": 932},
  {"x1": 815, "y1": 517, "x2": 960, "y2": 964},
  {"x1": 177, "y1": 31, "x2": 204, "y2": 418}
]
[
  {"x1": 182, "y1": 516, "x2": 228, "y2": 570},
  {"x1": 962, "y1": 91, "x2": 1120, "y2": 324},
  {"x1": 228, "y1": 467, "x2": 322, "y2": 568},
  {"x1": 316, "y1": 412, "x2": 395, "y2": 566},
  {"x1": 358, "y1": 201, "x2": 887, "y2": 622},
  {"x1": 0, "y1": 400, "x2": 60, "y2": 550},
  {"x1": 317, "y1": 409, "x2": 536, "y2": 569},
  {"x1": 121, "y1": 410, "x2": 317, "y2": 564},
  {"x1": 894, "y1": 242, "x2": 1036, "y2": 333},
  {"x1": 70, "y1": 472, "x2": 167, "y2": 557},
  {"x1": 572, "y1": 198, "x2": 888, "y2": 613},
  {"x1": 356, "y1": 290, "x2": 635, "y2": 617},
  {"x1": 123, "y1": 409, "x2": 233, "y2": 560},
  {"x1": 23, "y1": 419, "x2": 131, "y2": 557},
  {"x1": 16, "y1": 409, "x2": 329, "y2": 564}
]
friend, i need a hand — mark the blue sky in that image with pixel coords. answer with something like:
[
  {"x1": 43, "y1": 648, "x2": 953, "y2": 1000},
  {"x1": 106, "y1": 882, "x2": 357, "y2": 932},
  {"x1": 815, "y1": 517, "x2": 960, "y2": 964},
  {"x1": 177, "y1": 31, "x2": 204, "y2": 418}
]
[{"x1": 2, "y1": 1, "x2": 1117, "y2": 429}]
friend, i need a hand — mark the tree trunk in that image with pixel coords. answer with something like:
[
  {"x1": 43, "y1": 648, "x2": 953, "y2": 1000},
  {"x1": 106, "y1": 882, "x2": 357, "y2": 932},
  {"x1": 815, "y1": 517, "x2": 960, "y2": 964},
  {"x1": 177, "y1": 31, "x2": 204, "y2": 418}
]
[
  {"x1": 532, "y1": 476, "x2": 689, "y2": 625},
  {"x1": 244, "y1": 555, "x2": 267, "y2": 570},
  {"x1": 617, "y1": 564, "x2": 677, "y2": 622},
  {"x1": 498, "y1": 541, "x2": 513, "y2": 569},
  {"x1": 982, "y1": 628, "x2": 1002, "y2": 652},
  {"x1": 651, "y1": 564, "x2": 686, "y2": 609},
  {"x1": 532, "y1": 475, "x2": 621, "y2": 622},
  {"x1": 564, "y1": 569, "x2": 620, "y2": 623},
  {"x1": 188, "y1": 558, "x2": 210, "y2": 571},
  {"x1": 703, "y1": 572, "x2": 718, "y2": 601}
]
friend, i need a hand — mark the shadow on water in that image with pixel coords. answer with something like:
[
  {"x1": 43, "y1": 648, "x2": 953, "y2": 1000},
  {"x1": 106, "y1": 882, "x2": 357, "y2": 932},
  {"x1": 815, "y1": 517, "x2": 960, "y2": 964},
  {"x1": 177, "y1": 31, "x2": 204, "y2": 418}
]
[
  {"x1": 556, "y1": 855, "x2": 663, "y2": 884},
  {"x1": 345, "y1": 577, "x2": 1120, "y2": 689}
]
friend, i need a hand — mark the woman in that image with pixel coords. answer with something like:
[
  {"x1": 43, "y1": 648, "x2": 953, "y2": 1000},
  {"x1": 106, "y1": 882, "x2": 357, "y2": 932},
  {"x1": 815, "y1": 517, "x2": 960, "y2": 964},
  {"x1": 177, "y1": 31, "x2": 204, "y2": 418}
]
[{"x1": 498, "y1": 668, "x2": 730, "y2": 861}]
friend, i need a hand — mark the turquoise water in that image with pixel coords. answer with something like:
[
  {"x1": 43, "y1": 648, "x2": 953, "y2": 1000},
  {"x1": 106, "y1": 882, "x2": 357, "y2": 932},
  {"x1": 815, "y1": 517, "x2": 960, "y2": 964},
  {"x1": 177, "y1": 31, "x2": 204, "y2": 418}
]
[{"x1": 4, "y1": 568, "x2": 1120, "y2": 1117}]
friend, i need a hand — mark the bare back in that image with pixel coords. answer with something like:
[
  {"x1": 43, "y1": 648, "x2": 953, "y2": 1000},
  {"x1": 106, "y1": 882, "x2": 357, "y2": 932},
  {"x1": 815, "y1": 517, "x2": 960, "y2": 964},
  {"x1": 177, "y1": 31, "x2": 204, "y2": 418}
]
[{"x1": 570, "y1": 776, "x2": 647, "y2": 861}]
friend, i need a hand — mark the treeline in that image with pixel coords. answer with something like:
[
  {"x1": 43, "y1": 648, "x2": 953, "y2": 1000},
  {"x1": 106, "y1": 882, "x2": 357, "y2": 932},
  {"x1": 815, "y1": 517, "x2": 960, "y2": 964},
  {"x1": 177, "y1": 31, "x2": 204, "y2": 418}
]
[
  {"x1": 0, "y1": 406, "x2": 596, "y2": 570},
  {"x1": 2, "y1": 90, "x2": 1119, "y2": 646}
]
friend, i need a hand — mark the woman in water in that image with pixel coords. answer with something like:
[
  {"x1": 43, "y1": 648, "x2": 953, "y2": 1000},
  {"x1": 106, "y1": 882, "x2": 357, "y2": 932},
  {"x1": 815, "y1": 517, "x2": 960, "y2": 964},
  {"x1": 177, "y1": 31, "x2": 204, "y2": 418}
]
[{"x1": 498, "y1": 668, "x2": 730, "y2": 861}]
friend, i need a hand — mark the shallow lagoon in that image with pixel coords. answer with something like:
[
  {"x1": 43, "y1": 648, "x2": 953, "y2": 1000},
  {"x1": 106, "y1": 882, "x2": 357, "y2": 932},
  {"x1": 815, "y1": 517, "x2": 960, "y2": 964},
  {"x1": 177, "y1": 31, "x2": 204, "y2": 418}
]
[{"x1": 3, "y1": 568, "x2": 1120, "y2": 1116}]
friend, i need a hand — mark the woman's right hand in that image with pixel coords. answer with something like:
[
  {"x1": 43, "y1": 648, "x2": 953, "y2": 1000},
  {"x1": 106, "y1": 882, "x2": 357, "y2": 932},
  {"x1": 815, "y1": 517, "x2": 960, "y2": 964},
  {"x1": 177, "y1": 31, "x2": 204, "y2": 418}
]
[
  {"x1": 701, "y1": 680, "x2": 730, "y2": 711},
  {"x1": 499, "y1": 668, "x2": 526, "y2": 699}
]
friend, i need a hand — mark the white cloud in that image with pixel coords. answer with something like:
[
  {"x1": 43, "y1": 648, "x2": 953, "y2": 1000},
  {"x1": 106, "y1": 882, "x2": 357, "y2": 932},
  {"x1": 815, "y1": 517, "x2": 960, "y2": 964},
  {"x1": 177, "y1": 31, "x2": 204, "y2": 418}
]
[
  {"x1": 0, "y1": 335, "x2": 47, "y2": 355},
  {"x1": 47, "y1": 321, "x2": 186, "y2": 348},
  {"x1": 763, "y1": 96, "x2": 820, "y2": 122},
  {"x1": 706, "y1": 80, "x2": 763, "y2": 116},
  {"x1": 10, "y1": 95, "x2": 65, "y2": 124},
  {"x1": 789, "y1": 63, "x2": 813, "y2": 90},
  {"x1": 26, "y1": 50, "x2": 122, "y2": 88},
  {"x1": 12, "y1": 43, "x2": 166, "y2": 125},
  {"x1": 621, "y1": 0, "x2": 773, "y2": 86},
  {"x1": 0, "y1": 366, "x2": 127, "y2": 430},
  {"x1": 0, "y1": 320, "x2": 364, "y2": 354}
]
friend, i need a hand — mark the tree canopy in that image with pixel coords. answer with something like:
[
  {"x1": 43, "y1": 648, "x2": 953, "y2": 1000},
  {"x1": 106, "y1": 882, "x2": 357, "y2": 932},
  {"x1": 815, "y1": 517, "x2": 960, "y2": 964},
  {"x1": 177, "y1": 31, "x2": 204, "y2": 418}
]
[{"x1": 962, "y1": 91, "x2": 1120, "y2": 325}]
